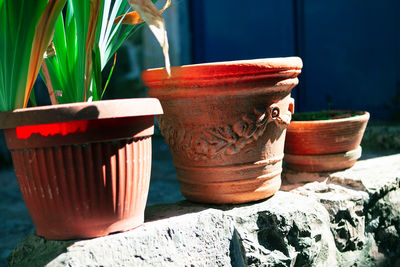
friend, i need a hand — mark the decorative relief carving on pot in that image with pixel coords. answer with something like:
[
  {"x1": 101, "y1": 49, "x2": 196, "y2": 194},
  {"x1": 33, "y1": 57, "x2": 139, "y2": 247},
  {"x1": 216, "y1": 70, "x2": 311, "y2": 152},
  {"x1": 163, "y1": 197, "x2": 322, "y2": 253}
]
[{"x1": 158, "y1": 100, "x2": 294, "y2": 161}]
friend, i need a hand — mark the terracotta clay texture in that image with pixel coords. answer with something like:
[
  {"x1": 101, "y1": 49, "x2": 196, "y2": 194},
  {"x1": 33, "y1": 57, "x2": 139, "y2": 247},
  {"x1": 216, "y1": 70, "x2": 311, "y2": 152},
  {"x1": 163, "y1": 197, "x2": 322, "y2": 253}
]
[
  {"x1": 0, "y1": 98, "x2": 163, "y2": 240},
  {"x1": 284, "y1": 110, "x2": 370, "y2": 172},
  {"x1": 142, "y1": 57, "x2": 303, "y2": 204},
  {"x1": 284, "y1": 146, "x2": 362, "y2": 172}
]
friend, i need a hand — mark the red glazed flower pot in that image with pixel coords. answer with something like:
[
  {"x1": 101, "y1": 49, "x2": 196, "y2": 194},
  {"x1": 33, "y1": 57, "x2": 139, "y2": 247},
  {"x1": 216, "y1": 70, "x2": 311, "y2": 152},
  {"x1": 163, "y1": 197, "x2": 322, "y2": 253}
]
[
  {"x1": 142, "y1": 57, "x2": 303, "y2": 204},
  {"x1": 0, "y1": 98, "x2": 163, "y2": 240},
  {"x1": 284, "y1": 110, "x2": 370, "y2": 172}
]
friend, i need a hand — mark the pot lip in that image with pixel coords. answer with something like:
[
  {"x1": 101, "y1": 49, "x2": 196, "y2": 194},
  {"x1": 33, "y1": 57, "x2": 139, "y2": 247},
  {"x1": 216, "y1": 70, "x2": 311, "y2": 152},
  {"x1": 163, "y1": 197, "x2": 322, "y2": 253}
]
[
  {"x1": 290, "y1": 110, "x2": 370, "y2": 125},
  {"x1": 142, "y1": 57, "x2": 303, "y2": 82},
  {"x1": 0, "y1": 98, "x2": 163, "y2": 129}
]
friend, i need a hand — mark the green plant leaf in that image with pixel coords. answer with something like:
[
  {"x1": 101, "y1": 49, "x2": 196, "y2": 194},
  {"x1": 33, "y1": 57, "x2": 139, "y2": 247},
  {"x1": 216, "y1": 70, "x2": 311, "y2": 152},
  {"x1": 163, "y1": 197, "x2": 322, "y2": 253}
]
[
  {"x1": 42, "y1": 0, "x2": 139, "y2": 104},
  {"x1": 0, "y1": 0, "x2": 65, "y2": 111},
  {"x1": 29, "y1": 85, "x2": 37, "y2": 107},
  {"x1": 23, "y1": 0, "x2": 66, "y2": 108},
  {"x1": 91, "y1": 44, "x2": 102, "y2": 101},
  {"x1": 101, "y1": 52, "x2": 117, "y2": 99}
]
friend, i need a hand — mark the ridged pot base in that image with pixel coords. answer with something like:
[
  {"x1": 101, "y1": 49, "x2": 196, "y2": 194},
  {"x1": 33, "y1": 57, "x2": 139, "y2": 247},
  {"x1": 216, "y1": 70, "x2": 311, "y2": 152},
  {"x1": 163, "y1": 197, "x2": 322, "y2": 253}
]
[
  {"x1": 176, "y1": 157, "x2": 283, "y2": 204},
  {"x1": 284, "y1": 146, "x2": 362, "y2": 172},
  {"x1": 11, "y1": 137, "x2": 151, "y2": 240}
]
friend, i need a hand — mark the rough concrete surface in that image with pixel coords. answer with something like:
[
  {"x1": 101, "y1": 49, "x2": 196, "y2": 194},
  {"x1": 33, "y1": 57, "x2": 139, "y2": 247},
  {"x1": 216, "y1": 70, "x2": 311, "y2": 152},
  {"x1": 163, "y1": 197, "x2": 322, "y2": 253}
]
[{"x1": 6, "y1": 152, "x2": 400, "y2": 267}]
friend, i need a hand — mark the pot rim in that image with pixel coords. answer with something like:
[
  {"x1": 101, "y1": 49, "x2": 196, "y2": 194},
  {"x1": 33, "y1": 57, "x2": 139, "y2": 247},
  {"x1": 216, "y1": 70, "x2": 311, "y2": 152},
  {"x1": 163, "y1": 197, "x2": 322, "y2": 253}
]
[
  {"x1": 290, "y1": 110, "x2": 370, "y2": 126},
  {"x1": 142, "y1": 57, "x2": 303, "y2": 84},
  {"x1": 0, "y1": 98, "x2": 163, "y2": 129}
]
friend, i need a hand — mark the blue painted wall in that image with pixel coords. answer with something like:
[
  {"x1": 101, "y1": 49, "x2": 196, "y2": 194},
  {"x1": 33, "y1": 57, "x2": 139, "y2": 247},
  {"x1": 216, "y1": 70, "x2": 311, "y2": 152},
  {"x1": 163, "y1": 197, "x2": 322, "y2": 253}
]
[
  {"x1": 190, "y1": 0, "x2": 296, "y2": 62},
  {"x1": 189, "y1": 0, "x2": 400, "y2": 121}
]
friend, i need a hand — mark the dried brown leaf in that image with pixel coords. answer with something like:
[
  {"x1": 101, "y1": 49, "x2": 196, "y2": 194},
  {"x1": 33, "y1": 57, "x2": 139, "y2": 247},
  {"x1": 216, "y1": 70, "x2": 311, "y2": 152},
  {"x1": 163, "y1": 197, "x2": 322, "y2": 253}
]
[
  {"x1": 114, "y1": 0, "x2": 170, "y2": 25},
  {"x1": 84, "y1": 0, "x2": 101, "y2": 101},
  {"x1": 127, "y1": 0, "x2": 171, "y2": 75},
  {"x1": 41, "y1": 61, "x2": 58, "y2": 105},
  {"x1": 44, "y1": 42, "x2": 56, "y2": 58}
]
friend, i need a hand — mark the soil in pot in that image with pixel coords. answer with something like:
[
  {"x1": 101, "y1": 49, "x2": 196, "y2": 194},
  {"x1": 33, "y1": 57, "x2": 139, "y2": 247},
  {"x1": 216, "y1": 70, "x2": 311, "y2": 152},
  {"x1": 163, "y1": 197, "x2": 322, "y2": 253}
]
[{"x1": 292, "y1": 110, "x2": 364, "y2": 121}]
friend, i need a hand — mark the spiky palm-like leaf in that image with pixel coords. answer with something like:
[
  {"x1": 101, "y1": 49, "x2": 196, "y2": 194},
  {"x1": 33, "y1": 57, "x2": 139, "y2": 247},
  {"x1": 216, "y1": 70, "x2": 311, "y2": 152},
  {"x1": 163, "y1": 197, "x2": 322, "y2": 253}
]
[{"x1": 0, "y1": 0, "x2": 65, "y2": 111}]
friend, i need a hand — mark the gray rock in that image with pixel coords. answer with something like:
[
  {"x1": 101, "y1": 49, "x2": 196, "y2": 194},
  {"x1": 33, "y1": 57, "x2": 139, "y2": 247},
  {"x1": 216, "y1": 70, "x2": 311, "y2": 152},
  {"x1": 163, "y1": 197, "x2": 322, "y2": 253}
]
[
  {"x1": 282, "y1": 153, "x2": 400, "y2": 266},
  {"x1": 8, "y1": 193, "x2": 338, "y2": 267},
  {"x1": 336, "y1": 234, "x2": 387, "y2": 267},
  {"x1": 367, "y1": 189, "x2": 400, "y2": 259},
  {"x1": 292, "y1": 182, "x2": 368, "y2": 252},
  {"x1": 331, "y1": 154, "x2": 400, "y2": 198},
  {"x1": 7, "y1": 154, "x2": 400, "y2": 267},
  {"x1": 225, "y1": 192, "x2": 337, "y2": 267},
  {"x1": 9, "y1": 207, "x2": 235, "y2": 267},
  {"x1": 283, "y1": 153, "x2": 400, "y2": 196}
]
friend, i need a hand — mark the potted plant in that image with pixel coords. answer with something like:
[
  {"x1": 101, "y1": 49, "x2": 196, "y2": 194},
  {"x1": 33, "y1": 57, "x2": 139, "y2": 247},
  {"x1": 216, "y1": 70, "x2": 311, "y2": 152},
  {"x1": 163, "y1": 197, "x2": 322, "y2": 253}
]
[
  {"x1": 142, "y1": 57, "x2": 303, "y2": 204},
  {"x1": 284, "y1": 110, "x2": 370, "y2": 172},
  {"x1": 0, "y1": 0, "x2": 169, "y2": 240}
]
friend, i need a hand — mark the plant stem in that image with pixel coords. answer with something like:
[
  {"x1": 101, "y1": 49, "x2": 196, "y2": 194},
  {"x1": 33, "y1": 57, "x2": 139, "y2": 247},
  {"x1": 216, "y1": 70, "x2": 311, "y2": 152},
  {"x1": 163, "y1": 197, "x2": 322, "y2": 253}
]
[{"x1": 41, "y1": 60, "x2": 58, "y2": 105}]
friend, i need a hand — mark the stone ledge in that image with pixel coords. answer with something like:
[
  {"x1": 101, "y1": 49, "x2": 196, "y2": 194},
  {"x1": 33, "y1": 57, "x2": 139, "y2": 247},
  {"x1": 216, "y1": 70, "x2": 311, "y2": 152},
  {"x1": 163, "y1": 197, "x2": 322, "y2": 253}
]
[{"x1": 8, "y1": 154, "x2": 400, "y2": 267}]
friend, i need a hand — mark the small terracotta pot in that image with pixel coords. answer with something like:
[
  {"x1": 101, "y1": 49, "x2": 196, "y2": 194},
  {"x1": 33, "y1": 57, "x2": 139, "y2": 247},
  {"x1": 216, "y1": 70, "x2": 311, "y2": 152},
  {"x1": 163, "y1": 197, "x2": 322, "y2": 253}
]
[
  {"x1": 142, "y1": 57, "x2": 303, "y2": 204},
  {"x1": 284, "y1": 110, "x2": 370, "y2": 172},
  {"x1": 0, "y1": 98, "x2": 163, "y2": 240}
]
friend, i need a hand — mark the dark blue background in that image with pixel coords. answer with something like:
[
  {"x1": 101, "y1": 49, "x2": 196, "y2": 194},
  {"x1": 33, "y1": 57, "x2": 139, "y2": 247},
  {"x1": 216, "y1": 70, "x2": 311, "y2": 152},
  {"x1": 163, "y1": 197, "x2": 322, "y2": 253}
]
[{"x1": 189, "y1": 0, "x2": 400, "y2": 121}]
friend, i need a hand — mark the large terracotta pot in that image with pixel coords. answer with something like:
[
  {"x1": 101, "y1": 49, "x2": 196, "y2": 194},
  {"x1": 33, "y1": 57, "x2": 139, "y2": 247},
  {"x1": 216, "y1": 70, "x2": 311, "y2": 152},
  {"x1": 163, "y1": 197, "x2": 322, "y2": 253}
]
[
  {"x1": 142, "y1": 57, "x2": 303, "y2": 204},
  {"x1": 0, "y1": 98, "x2": 163, "y2": 240},
  {"x1": 284, "y1": 110, "x2": 370, "y2": 172}
]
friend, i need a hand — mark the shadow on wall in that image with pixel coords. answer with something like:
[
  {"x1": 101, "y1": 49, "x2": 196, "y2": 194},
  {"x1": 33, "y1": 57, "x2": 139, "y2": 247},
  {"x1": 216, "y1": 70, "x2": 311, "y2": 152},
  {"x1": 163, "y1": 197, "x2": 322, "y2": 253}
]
[{"x1": 0, "y1": 131, "x2": 11, "y2": 168}]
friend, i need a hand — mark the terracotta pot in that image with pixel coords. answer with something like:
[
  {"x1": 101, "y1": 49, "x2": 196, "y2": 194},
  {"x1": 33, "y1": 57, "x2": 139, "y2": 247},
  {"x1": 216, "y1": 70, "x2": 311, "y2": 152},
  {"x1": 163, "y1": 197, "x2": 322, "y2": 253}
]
[
  {"x1": 142, "y1": 57, "x2": 303, "y2": 204},
  {"x1": 284, "y1": 110, "x2": 370, "y2": 172},
  {"x1": 0, "y1": 98, "x2": 163, "y2": 240}
]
